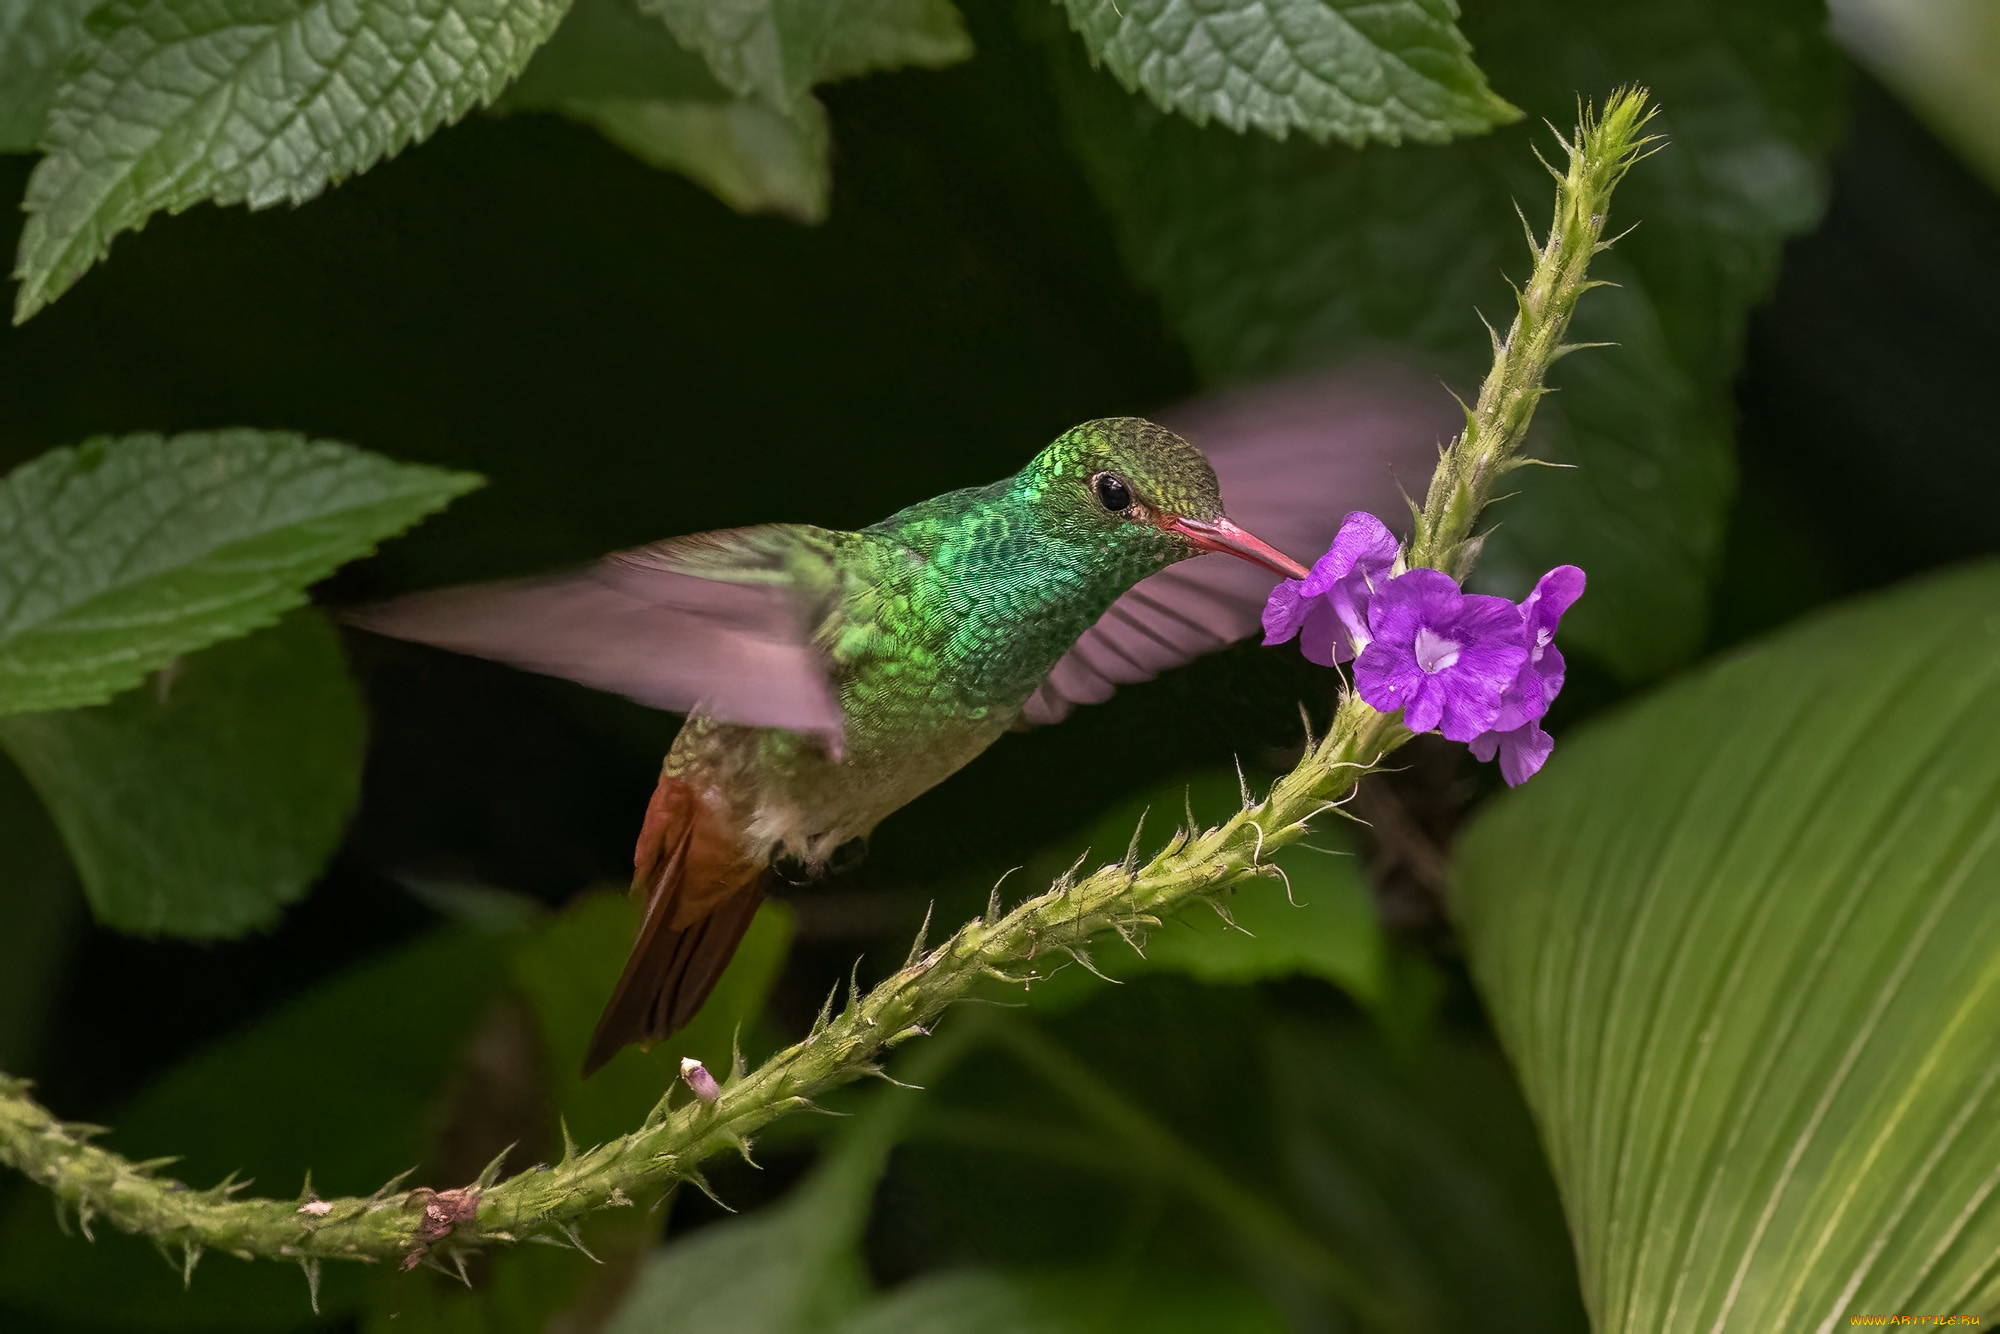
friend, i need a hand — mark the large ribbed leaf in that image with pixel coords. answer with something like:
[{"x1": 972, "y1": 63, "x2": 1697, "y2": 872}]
[{"x1": 1453, "y1": 561, "x2": 2000, "y2": 1330}]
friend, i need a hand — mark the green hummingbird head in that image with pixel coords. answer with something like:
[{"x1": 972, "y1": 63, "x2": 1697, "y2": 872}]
[{"x1": 1021, "y1": 418, "x2": 1308, "y2": 581}]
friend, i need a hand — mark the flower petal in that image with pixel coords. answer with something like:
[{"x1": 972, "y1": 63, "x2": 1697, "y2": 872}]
[
  {"x1": 1432, "y1": 668, "x2": 1505, "y2": 741},
  {"x1": 1367, "y1": 568, "x2": 1459, "y2": 639},
  {"x1": 1298, "y1": 600, "x2": 1353, "y2": 666},
  {"x1": 1262, "y1": 580, "x2": 1311, "y2": 645},
  {"x1": 1498, "y1": 723, "x2": 1555, "y2": 786},
  {"x1": 1326, "y1": 511, "x2": 1399, "y2": 580},
  {"x1": 1525, "y1": 565, "x2": 1587, "y2": 634},
  {"x1": 1401, "y1": 675, "x2": 1446, "y2": 734},
  {"x1": 1355, "y1": 640, "x2": 1422, "y2": 715}
]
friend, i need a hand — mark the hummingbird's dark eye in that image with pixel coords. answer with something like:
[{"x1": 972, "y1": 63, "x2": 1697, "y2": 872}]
[{"x1": 1092, "y1": 472, "x2": 1133, "y2": 513}]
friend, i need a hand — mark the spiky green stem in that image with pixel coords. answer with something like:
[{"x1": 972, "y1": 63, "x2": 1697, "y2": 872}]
[
  {"x1": 0, "y1": 89, "x2": 1659, "y2": 1295},
  {"x1": 1406, "y1": 90, "x2": 1661, "y2": 580}
]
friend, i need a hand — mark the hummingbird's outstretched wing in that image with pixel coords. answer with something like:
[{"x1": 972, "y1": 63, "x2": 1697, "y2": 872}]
[
  {"x1": 1021, "y1": 361, "x2": 1457, "y2": 726},
  {"x1": 348, "y1": 525, "x2": 846, "y2": 737}
]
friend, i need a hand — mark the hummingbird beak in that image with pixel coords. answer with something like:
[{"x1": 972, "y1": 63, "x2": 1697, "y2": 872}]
[{"x1": 1164, "y1": 515, "x2": 1309, "y2": 580}]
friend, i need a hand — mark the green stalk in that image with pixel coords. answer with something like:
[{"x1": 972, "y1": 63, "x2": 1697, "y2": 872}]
[
  {"x1": 0, "y1": 88, "x2": 1660, "y2": 1306},
  {"x1": 1406, "y1": 90, "x2": 1660, "y2": 580}
]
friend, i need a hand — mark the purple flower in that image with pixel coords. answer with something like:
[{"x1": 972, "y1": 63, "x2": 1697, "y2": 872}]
[
  {"x1": 1262, "y1": 512, "x2": 1399, "y2": 666},
  {"x1": 1468, "y1": 565, "x2": 1586, "y2": 786},
  {"x1": 1354, "y1": 569, "x2": 1530, "y2": 743}
]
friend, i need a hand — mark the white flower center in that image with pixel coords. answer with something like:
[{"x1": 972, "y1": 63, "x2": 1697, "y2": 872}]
[{"x1": 1414, "y1": 626, "x2": 1461, "y2": 674}]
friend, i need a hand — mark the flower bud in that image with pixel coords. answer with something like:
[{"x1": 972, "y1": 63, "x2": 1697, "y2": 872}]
[{"x1": 680, "y1": 1057, "x2": 721, "y2": 1103}]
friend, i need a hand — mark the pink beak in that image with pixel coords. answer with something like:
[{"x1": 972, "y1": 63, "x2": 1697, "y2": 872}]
[{"x1": 1164, "y1": 516, "x2": 1309, "y2": 580}]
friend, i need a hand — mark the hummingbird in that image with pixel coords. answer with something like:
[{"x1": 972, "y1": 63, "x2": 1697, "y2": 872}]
[{"x1": 355, "y1": 369, "x2": 1439, "y2": 1073}]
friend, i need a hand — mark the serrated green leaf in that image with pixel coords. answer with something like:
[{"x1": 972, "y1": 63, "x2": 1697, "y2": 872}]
[
  {"x1": 0, "y1": 925, "x2": 515, "y2": 1328},
  {"x1": 0, "y1": 0, "x2": 97, "y2": 153},
  {"x1": 1058, "y1": 0, "x2": 1517, "y2": 145},
  {"x1": 504, "y1": 0, "x2": 830, "y2": 220},
  {"x1": 11, "y1": 0, "x2": 575, "y2": 321},
  {"x1": 638, "y1": 0, "x2": 969, "y2": 112},
  {"x1": 0, "y1": 610, "x2": 362, "y2": 938},
  {"x1": 1454, "y1": 561, "x2": 2000, "y2": 1329},
  {"x1": 1048, "y1": 0, "x2": 1841, "y2": 678},
  {"x1": 0, "y1": 429, "x2": 479, "y2": 715}
]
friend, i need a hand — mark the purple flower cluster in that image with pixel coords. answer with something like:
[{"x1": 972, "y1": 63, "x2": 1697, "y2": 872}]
[{"x1": 1263, "y1": 512, "x2": 1584, "y2": 786}]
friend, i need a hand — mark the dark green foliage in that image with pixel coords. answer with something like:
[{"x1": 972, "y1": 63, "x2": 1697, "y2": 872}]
[
  {"x1": 502, "y1": 0, "x2": 836, "y2": 220},
  {"x1": 883, "y1": 983, "x2": 1588, "y2": 1332}
]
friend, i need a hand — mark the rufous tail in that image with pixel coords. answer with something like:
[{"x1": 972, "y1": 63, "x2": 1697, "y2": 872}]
[{"x1": 583, "y1": 771, "x2": 764, "y2": 1076}]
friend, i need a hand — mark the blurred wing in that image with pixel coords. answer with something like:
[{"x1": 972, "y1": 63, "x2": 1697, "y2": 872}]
[
  {"x1": 348, "y1": 526, "x2": 845, "y2": 736},
  {"x1": 1021, "y1": 360, "x2": 1458, "y2": 726}
]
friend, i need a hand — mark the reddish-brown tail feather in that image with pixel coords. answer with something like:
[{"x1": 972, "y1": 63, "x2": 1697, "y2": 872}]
[{"x1": 583, "y1": 772, "x2": 763, "y2": 1076}]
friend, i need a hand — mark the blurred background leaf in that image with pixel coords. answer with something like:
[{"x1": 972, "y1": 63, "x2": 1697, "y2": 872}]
[
  {"x1": 601, "y1": 1039, "x2": 971, "y2": 1334},
  {"x1": 1830, "y1": 0, "x2": 2000, "y2": 190},
  {"x1": 0, "y1": 611, "x2": 365, "y2": 938},
  {"x1": 640, "y1": 0, "x2": 970, "y2": 111},
  {"x1": 1456, "y1": 561, "x2": 2000, "y2": 1329},
  {"x1": 501, "y1": 0, "x2": 841, "y2": 221},
  {"x1": 0, "y1": 430, "x2": 478, "y2": 716},
  {"x1": 0, "y1": 0, "x2": 94, "y2": 152},
  {"x1": 875, "y1": 980, "x2": 1587, "y2": 1331}
]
